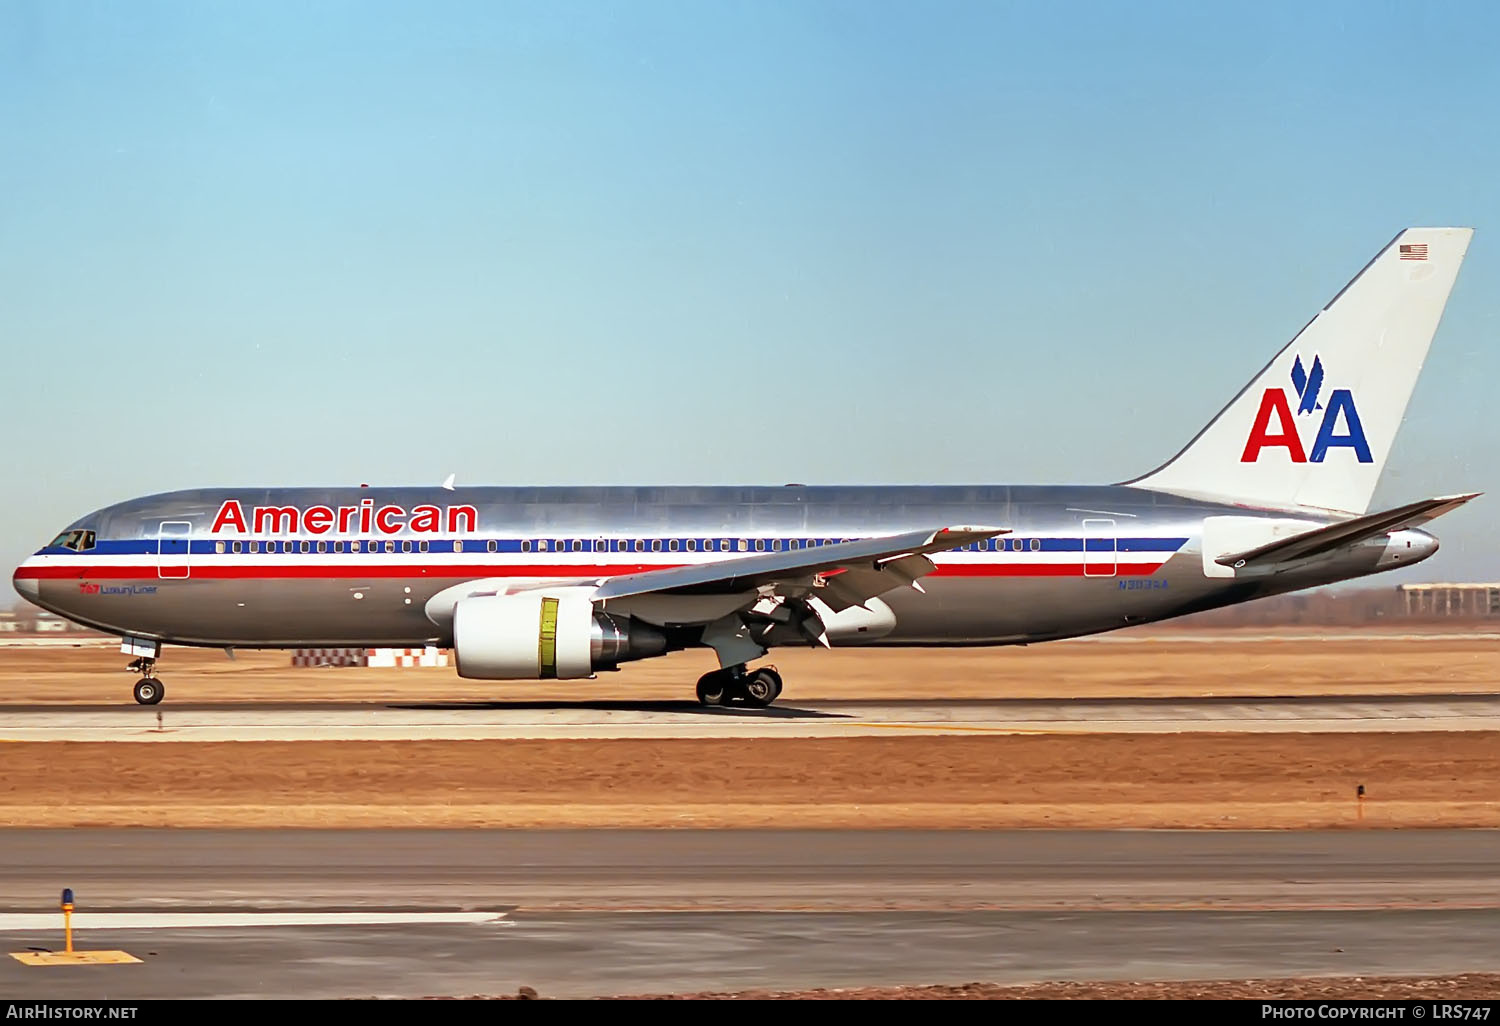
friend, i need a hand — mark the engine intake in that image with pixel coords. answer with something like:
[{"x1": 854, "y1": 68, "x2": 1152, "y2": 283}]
[{"x1": 452, "y1": 591, "x2": 666, "y2": 680}]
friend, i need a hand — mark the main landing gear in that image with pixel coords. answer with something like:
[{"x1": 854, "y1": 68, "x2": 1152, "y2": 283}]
[
  {"x1": 127, "y1": 657, "x2": 164, "y2": 706},
  {"x1": 695, "y1": 664, "x2": 783, "y2": 708}
]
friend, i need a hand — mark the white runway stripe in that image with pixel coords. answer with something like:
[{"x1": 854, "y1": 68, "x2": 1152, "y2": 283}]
[{"x1": 0, "y1": 911, "x2": 507, "y2": 931}]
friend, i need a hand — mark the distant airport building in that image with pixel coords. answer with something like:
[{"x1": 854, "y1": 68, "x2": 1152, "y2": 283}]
[
  {"x1": 23, "y1": 611, "x2": 94, "y2": 633},
  {"x1": 1398, "y1": 583, "x2": 1500, "y2": 617},
  {"x1": 291, "y1": 647, "x2": 449, "y2": 668}
]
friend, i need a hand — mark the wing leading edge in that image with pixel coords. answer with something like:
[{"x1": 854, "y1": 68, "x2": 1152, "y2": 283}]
[{"x1": 593, "y1": 525, "x2": 1009, "y2": 611}]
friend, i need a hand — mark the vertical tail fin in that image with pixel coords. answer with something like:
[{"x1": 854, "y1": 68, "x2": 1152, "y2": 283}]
[{"x1": 1124, "y1": 227, "x2": 1473, "y2": 513}]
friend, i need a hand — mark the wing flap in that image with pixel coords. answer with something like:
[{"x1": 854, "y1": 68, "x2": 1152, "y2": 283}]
[{"x1": 1214, "y1": 493, "x2": 1479, "y2": 568}]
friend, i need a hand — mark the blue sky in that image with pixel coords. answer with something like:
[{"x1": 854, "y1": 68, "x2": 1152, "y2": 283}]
[{"x1": 3, "y1": 1, "x2": 1498, "y2": 591}]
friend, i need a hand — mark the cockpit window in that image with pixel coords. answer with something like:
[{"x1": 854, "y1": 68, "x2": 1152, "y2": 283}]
[{"x1": 49, "y1": 530, "x2": 97, "y2": 552}]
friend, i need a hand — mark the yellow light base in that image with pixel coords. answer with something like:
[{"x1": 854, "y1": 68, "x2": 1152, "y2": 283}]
[{"x1": 10, "y1": 950, "x2": 141, "y2": 966}]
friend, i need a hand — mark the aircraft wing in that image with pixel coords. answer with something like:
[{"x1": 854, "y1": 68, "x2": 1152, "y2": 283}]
[
  {"x1": 1214, "y1": 493, "x2": 1479, "y2": 568},
  {"x1": 592, "y1": 525, "x2": 1009, "y2": 611}
]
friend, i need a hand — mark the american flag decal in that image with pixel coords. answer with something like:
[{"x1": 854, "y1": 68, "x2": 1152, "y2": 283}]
[{"x1": 1400, "y1": 243, "x2": 1428, "y2": 261}]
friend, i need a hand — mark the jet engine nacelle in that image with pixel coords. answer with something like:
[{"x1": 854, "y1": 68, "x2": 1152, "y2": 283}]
[{"x1": 452, "y1": 590, "x2": 667, "y2": 680}]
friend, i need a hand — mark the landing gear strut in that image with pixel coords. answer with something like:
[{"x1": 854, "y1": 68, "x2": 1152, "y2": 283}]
[
  {"x1": 695, "y1": 665, "x2": 783, "y2": 708},
  {"x1": 127, "y1": 657, "x2": 164, "y2": 706}
]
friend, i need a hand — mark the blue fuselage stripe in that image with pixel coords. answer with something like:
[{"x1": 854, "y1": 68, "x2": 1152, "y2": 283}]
[{"x1": 42, "y1": 536, "x2": 1191, "y2": 558}]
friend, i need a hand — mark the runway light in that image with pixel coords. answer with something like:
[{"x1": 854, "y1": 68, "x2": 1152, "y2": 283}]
[
  {"x1": 60, "y1": 890, "x2": 74, "y2": 953},
  {"x1": 7, "y1": 888, "x2": 141, "y2": 967}
]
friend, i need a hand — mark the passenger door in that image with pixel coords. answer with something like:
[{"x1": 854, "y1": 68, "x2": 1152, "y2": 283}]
[
  {"x1": 1082, "y1": 518, "x2": 1117, "y2": 578},
  {"x1": 157, "y1": 521, "x2": 192, "y2": 579}
]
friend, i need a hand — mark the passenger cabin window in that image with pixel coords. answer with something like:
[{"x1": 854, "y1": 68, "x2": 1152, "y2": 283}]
[
  {"x1": 537, "y1": 539, "x2": 548, "y2": 552},
  {"x1": 487, "y1": 540, "x2": 496, "y2": 553},
  {"x1": 454, "y1": 540, "x2": 464, "y2": 553},
  {"x1": 1030, "y1": 538, "x2": 1041, "y2": 551},
  {"x1": 215, "y1": 541, "x2": 225, "y2": 554},
  {"x1": 651, "y1": 539, "x2": 662, "y2": 552},
  {"x1": 300, "y1": 541, "x2": 310, "y2": 553},
  {"x1": 402, "y1": 540, "x2": 413, "y2": 553},
  {"x1": 249, "y1": 541, "x2": 259, "y2": 554},
  {"x1": 686, "y1": 539, "x2": 696, "y2": 552},
  {"x1": 572, "y1": 540, "x2": 582, "y2": 552},
  {"x1": 418, "y1": 540, "x2": 429, "y2": 553},
  {"x1": 521, "y1": 540, "x2": 531, "y2": 553},
  {"x1": 385, "y1": 540, "x2": 395, "y2": 553},
  {"x1": 738, "y1": 539, "x2": 748, "y2": 552},
  {"x1": 669, "y1": 539, "x2": 679, "y2": 552},
  {"x1": 634, "y1": 540, "x2": 644, "y2": 552}
]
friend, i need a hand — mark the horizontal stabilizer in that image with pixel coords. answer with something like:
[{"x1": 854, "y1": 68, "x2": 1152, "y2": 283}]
[{"x1": 1214, "y1": 493, "x2": 1479, "y2": 568}]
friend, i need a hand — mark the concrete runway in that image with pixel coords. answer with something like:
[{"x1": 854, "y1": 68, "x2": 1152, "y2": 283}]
[
  {"x1": 3, "y1": 693, "x2": 1500, "y2": 740},
  {"x1": 2, "y1": 830, "x2": 1498, "y2": 998}
]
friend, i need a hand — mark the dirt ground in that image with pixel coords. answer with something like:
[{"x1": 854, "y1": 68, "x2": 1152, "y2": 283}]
[
  {"x1": 3, "y1": 732, "x2": 1498, "y2": 829},
  {"x1": 6, "y1": 632, "x2": 1499, "y2": 705},
  {"x1": 591, "y1": 974, "x2": 1500, "y2": 1000},
  {"x1": 4, "y1": 636, "x2": 1498, "y2": 829}
]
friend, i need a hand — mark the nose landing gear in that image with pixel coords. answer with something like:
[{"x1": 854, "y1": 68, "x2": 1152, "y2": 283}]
[{"x1": 127, "y1": 657, "x2": 164, "y2": 706}]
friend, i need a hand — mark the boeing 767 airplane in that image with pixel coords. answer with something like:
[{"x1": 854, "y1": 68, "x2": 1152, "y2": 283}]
[{"x1": 13, "y1": 228, "x2": 1477, "y2": 707}]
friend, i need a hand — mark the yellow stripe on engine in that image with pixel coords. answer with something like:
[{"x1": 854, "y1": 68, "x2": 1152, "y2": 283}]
[{"x1": 538, "y1": 597, "x2": 559, "y2": 679}]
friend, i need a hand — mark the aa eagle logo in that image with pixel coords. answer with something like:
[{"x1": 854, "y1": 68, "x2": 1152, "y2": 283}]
[{"x1": 1240, "y1": 354, "x2": 1373, "y2": 464}]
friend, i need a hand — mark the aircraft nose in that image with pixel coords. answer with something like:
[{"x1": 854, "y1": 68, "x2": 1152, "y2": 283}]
[{"x1": 12, "y1": 569, "x2": 39, "y2": 603}]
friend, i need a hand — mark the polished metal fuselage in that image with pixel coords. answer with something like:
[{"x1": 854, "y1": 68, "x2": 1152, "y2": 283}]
[{"x1": 14, "y1": 484, "x2": 1430, "y2": 650}]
